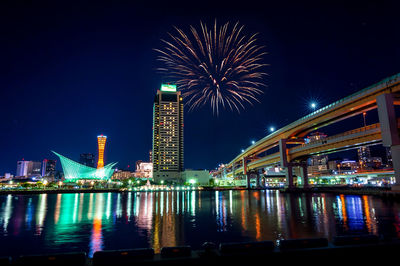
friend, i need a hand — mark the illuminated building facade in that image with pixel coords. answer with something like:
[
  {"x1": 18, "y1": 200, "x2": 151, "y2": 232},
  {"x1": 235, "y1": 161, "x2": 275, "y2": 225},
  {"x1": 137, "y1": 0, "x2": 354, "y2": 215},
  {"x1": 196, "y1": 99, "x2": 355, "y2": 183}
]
[
  {"x1": 358, "y1": 146, "x2": 371, "y2": 168},
  {"x1": 97, "y1": 135, "x2": 107, "y2": 169},
  {"x1": 135, "y1": 161, "x2": 153, "y2": 179},
  {"x1": 306, "y1": 132, "x2": 329, "y2": 175},
  {"x1": 53, "y1": 151, "x2": 116, "y2": 181},
  {"x1": 16, "y1": 161, "x2": 31, "y2": 177},
  {"x1": 16, "y1": 160, "x2": 42, "y2": 177},
  {"x1": 41, "y1": 159, "x2": 56, "y2": 177},
  {"x1": 152, "y1": 84, "x2": 184, "y2": 183},
  {"x1": 112, "y1": 169, "x2": 135, "y2": 180}
]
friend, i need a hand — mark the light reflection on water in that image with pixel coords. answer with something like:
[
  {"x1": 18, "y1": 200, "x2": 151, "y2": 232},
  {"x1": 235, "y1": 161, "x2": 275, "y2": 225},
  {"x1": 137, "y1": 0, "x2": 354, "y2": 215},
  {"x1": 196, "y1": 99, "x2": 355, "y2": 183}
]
[{"x1": 0, "y1": 190, "x2": 399, "y2": 257}]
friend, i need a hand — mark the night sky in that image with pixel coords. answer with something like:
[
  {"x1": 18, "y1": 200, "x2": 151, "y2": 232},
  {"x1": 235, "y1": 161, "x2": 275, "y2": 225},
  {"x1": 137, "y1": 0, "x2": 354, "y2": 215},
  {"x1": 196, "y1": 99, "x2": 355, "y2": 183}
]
[{"x1": 1, "y1": 0, "x2": 399, "y2": 175}]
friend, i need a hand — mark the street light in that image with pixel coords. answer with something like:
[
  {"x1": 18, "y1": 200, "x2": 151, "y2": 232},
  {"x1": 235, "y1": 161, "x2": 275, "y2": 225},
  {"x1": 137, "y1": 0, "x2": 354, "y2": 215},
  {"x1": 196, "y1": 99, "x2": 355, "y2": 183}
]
[
  {"x1": 269, "y1": 127, "x2": 275, "y2": 132},
  {"x1": 310, "y1": 102, "x2": 317, "y2": 110},
  {"x1": 241, "y1": 149, "x2": 245, "y2": 153},
  {"x1": 251, "y1": 140, "x2": 255, "y2": 145}
]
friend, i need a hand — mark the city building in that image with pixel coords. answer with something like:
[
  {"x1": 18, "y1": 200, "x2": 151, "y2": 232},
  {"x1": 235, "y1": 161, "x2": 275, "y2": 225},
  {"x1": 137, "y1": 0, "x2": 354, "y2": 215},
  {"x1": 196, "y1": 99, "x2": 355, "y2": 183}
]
[
  {"x1": 41, "y1": 159, "x2": 56, "y2": 177},
  {"x1": 152, "y1": 84, "x2": 184, "y2": 183},
  {"x1": 4, "y1": 173, "x2": 12, "y2": 179},
  {"x1": 31, "y1": 161, "x2": 42, "y2": 175},
  {"x1": 366, "y1": 157, "x2": 383, "y2": 169},
  {"x1": 112, "y1": 169, "x2": 135, "y2": 180},
  {"x1": 79, "y1": 153, "x2": 95, "y2": 168},
  {"x1": 16, "y1": 160, "x2": 31, "y2": 177},
  {"x1": 328, "y1": 160, "x2": 341, "y2": 171},
  {"x1": 97, "y1": 135, "x2": 107, "y2": 168},
  {"x1": 182, "y1": 169, "x2": 210, "y2": 185},
  {"x1": 305, "y1": 131, "x2": 328, "y2": 144},
  {"x1": 16, "y1": 160, "x2": 42, "y2": 177},
  {"x1": 135, "y1": 161, "x2": 153, "y2": 179},
  {"x1": 357, "y1": 146, "x2": 371, "y2": 168},
  {"x1": 53, "y1": 151, "x2": 116, "y2": 181},
  {"x1": 306, "y1": 132, "x2": 329, "y2": 175},
  {"x1": 338, "y1": 160, "x2": 358, "y2": 174}
]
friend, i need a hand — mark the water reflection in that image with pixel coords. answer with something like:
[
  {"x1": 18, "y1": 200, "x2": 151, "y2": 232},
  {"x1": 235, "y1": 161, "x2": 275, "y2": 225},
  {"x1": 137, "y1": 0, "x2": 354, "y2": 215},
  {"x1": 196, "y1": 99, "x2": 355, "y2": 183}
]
[{"x1": 0, "y1": 191, "x2": 399, "y2": 257}]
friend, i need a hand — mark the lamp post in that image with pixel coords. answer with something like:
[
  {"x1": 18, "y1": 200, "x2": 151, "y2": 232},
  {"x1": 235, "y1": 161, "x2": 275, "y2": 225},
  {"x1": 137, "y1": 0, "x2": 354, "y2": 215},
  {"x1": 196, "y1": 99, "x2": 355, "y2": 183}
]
[{"x1": 310, "y1": 102, "x2": 317, "y2": 110}]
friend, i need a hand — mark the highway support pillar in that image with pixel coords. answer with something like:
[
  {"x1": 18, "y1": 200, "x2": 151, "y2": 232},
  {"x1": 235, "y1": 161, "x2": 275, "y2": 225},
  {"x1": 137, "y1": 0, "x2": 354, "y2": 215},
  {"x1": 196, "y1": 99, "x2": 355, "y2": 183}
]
[
  {"x1": 285, "y1": 165, "x2": 294, "y2": 189},
  {"x1": 255, "y1": 171, "x2": 261, "y2": 188},
  {"x1": 300, "y1": 164, "x2": 309, "y2": 188},
  {"x1": 256, "y1": 169, "x2": 264, "y2": 188},
  {"x1": 377, "y1": 93, "x2": 400, "y2": 190},
  {"x1": 280, "y1": 139, "x2": 295, "y2": 189},
  {"x1": 243, "y1": 158, "x2": 251, "y2": 189}
]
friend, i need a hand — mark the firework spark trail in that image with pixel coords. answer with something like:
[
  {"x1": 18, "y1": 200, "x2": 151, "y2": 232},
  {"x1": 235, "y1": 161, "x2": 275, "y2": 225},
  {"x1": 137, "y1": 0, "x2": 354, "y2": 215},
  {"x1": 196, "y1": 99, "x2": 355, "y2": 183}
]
[{"x1": 155, "y1": 20, "x2": 268, "y2": 115}]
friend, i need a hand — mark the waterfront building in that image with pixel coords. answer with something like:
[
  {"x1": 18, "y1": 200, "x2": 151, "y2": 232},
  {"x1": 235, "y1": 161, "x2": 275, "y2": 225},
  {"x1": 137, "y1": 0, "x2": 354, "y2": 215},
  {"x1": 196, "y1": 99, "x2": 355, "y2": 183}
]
[
  {"x1": 135, "y1": 161, "x2": 153, "y2": 179},
  {"x1": 16, "y1": 160, "x2": 42, "y2": 177},
  {"x1": 53, "y1": 151, "x2": 116, "y2": 181},
  {"x1": 358, "y1": 146, "x2": 371, "y2": 168},
  {"x1": 41, "y1": 159, "x2": 56, "y2": 177},
  {"x1": 16, "y1": 161, "x2": 29, "y2": 176},
  {"x1": 305, "y1": 131, "x2": 328, "y2": 144},
  {"x1": 339, "y1": 160, "x2": 358, "y2": 174},
  {"x1": 31, "y1": 161, "x2": 42, "y2": 175},
  {"x1": 16, "y1": 161, "x2": 32, "y2": 177},
  {"x1": 112, "y1": 169, "x2": 135, "y2": 180},
  {"x1": 152, "y1": 84, "x2": 184, "y2": 183},
  {"x1": 306, "y1": 132, "x2": 329, "y2": 175},
  {"x1": 366, "y1": 157, "x2": 383, "y2": 169},
  {"x1": 97, "y1": 135, "x2": 107, "y2": 169},
  {"x1": 79, "y1": 153, "x2": 95, "y2": 168},
  {"x1": 328, "y1": 160, "x2": 340, "y2": 171},
  {"x1": 4, "y1": 173, "x2": 12, "y2": 179},
  {"x1": 182, "y1": 169, "x2": 210, "y2": 185}
]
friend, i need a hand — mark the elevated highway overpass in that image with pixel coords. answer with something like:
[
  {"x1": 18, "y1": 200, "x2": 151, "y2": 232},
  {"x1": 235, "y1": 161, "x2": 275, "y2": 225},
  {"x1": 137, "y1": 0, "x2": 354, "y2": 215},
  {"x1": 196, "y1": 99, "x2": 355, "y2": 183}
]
[{"x1": 220, "y1": 73, "x2": 400, "y2": 189}]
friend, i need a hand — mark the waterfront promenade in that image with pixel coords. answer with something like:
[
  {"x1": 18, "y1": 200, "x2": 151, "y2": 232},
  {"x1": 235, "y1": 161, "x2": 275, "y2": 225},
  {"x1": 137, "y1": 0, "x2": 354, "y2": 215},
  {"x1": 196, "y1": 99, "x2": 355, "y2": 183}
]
[{"x1": 2, "y1": 186, "x2": 400, "y2": 201}]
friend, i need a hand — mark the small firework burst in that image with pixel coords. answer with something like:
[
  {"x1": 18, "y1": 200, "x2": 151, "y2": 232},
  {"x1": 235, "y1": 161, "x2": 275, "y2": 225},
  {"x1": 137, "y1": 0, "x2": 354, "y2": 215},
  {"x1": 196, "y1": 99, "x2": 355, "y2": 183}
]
[{"x1": 155, "y1": 20, "x2": 267, "y2": 114}]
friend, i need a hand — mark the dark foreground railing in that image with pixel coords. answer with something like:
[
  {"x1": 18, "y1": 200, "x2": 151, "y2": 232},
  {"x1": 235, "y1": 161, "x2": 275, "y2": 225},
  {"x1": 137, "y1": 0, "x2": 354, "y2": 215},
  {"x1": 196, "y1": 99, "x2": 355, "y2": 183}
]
[{"x1": 4, "y1": 235, "x2": 400, "y2": 265}]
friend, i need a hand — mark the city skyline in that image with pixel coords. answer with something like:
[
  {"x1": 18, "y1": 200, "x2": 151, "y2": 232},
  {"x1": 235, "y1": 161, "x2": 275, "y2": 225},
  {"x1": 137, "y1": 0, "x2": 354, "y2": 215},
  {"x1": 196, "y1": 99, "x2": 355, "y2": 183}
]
[
  {"x1": 1, "y1": 1, "x2": 400, "y2": 262},
  {"x1": 1, "y1": 1, "x2": 400, "y2": 174}
]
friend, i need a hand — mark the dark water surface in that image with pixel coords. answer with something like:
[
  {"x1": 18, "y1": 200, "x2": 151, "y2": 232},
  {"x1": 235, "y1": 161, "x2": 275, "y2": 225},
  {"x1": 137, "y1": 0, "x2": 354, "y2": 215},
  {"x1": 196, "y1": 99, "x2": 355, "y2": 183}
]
[{"x1": 1, "y1": 190, "x2": 400, "y2": 257}]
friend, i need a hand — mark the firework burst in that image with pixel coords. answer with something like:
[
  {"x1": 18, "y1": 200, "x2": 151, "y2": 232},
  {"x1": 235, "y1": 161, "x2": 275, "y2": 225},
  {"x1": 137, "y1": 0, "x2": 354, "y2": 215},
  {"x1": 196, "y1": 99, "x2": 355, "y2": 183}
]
[{"x1": 155, "y1": 20, "x2": 268, "y2": 114}]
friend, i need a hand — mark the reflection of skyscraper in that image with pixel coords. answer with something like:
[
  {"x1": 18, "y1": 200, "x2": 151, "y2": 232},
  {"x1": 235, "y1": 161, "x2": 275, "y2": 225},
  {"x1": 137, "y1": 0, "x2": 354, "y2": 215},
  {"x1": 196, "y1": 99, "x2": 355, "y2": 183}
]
[
  {"x1": 80, "y1": 153, "x2": 95, "y2": 167},
  {"x1": 97, "y1": 135, "x2": 107, "y2": 169},
  {"x1": 152, "y1": 84, "x2": 184, "y2": 183}
]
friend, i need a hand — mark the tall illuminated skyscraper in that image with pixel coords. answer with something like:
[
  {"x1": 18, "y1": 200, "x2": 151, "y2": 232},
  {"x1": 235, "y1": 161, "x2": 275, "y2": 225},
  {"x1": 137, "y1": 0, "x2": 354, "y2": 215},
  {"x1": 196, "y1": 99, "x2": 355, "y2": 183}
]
[
  {"x1": 152, "y1": 84, "x2": 184, "y2": 183},
  {"x1": 97, "y1": 135, "x2": 107, "y2": 168}
]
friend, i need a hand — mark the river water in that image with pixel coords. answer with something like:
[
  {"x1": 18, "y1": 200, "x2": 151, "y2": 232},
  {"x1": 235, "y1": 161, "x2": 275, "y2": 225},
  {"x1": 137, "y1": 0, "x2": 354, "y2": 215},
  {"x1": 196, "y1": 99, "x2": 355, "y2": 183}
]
[{"x1": 1, "y1": 190, "x2": 399, "y2": 257}]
